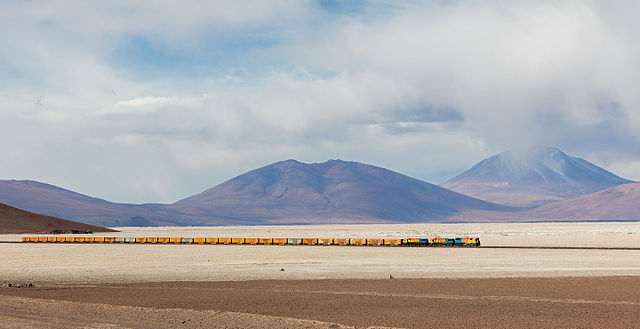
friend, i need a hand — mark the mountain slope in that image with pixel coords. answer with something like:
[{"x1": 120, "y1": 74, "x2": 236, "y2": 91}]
[
  {"x1": 524, "y1": 183, "x2": 640, "y2": 220},
  {"x1": 0, "y1": 180, "x2": 180, "y2": 227},
  {"x1": 174, "y1": 159, "x2": 506, "y2": 223},
  {"x1": 0, "y1": 202, "x2": 116, "y2": 234},
  {"x1": 441, "y1": 147, "x2": 633, "y2": 207}
]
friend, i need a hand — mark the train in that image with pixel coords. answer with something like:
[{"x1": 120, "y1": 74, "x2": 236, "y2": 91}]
[{"x1": 20, "y1": 236, "x2": 480, "y2": 247}]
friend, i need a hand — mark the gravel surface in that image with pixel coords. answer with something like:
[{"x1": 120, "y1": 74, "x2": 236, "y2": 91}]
[{"x1": 1, "y1": 277, "x2": 639, "y2": 328}]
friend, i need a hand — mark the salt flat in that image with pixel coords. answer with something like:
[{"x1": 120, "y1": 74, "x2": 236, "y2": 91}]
[{"x1": 0, "y1": 222, "x2": 639, "y2": 284}]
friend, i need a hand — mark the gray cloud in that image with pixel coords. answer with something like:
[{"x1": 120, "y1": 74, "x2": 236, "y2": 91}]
[{"x1": 0, "y1": 0, "x2": 639, "y2": 203}]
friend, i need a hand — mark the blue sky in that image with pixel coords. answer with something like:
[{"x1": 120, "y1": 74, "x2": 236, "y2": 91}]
[{"x1": 1, "y1": 0, "x2": 639, "y2": 203}]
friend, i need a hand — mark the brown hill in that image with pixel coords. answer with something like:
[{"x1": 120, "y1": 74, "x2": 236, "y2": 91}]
[
  {"x1": 523, "y1": 183, "x2": 640, "y2": 221},
  {"x1": 0, "y1": 202, "x2": 116, "y2": 234}
]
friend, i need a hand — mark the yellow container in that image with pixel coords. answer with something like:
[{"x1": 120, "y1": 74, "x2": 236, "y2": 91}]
[
  {"x1": 219, "y1": 238, "x2": 232, "y2": 244},
  {"x1": 245, "y1": 238, "x2": 259, "y2": 244},
  {"x1": 85, "y1": 237, "x2": 95, "y2": 243},
  {"x1": 38, "y1": 237, "x2": 47, "y2": 242},
  {"x1": 272, "y1": 238, "x2": 287, "y2": 245},
  {"x1": 367, "y1": 239, "x2": 383, "y2": 246},
  {"x1": 194, "y1": 238, "x2": 206, "y2": 244},
  {"x1": 157, "y1": 237, "x2": 169, "y2": 243},
  {"x1": 383, "y1": 239, "x2": 402, "y2": 246},
  {"x1": 94, "y1": 237, "x2": 105, "y2": 243},
  {"x1": 333, "y1": 238, "x2": 349, "y2": 245},
  {"x1": 47, "y1": 237, "x2": 56, "y2": 242},
  {"x1": 21, "y1": 237, "x2": 28, "y2": 242},
  {"x1": 169, "y1": 237, "x2": 181, "y2": 243},
  {"x1": 146, "y1": 237, "x2": 158, "y2": 243},
  {"x1": 258, "y1": 238, "x2": 273, "y2": 244},
  {"x1": 65, "y1": 237, "x2": 74, "y2": 242},
  {"x1": 56, "y1": 237, "x2": 66, "y2": 242},
  {"x1": 231, "y1": 238, "x2": 244, "y2": 244},
  {"x1": 205, "y1": 238, "x2": 218, "y2": 244},
  {"x1": 302, "y1": 238, "x2": 318, "y2": 245},
  {"x1": 350, "y1": 238, "x2": 365, "y2": 246},
  {"x1": 73, "y1": 237, "x2": 83, "y2": 242},
  {"x1": 318, "y1": 238, "x2": 333, "y2": 245},
  {"x1": 135, "y1": 237, "x2": 145, "y2": 243},
  {"x1": 104, "y1": 237, "x2": 115, "y2": 243}
]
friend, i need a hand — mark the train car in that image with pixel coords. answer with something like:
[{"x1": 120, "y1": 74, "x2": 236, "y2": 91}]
[
  {"x1": 401, "y1": 238, "x2": 421, "y2": 246},
  {"x1": 272, "y1": 238, "x2": 287, "y2": 245},
  {"x1": 193, "y1": 238, "x2": 206, "y2": 244},
  {"x1": 258, "y1": 238, "x2": 273, "y2": 244},
  {"x1": 287, "y1": 238, "x2": 302, "y2": 245},
  {"x1": 181, "y1": 238, "x2": 194, "y2": 244},
  {"x1": 156, "y1": 237, "x2": 169, "y2": 243},
  {"x1": 219, "y1": 238, "x2": 231, "y2": 244},
  {"x1": 383, "y1": 239, "x2": 402, "y2": 246},
  {"x1": 231, "y1": 238, "x2": 244, "y2": 244},
  {"x1": 46, "y1": 237, "x2": 56, "y2": 242},
  {"x1": 302, "y1": 238, "x2": 318, "y2": 245},
  {"x1": 318, "y1": 238, "x2": 333, "y2": 245},
  {"x1": 38, "y1": 237, "x2": 47, "y2": 242},
  {"x1": 56, "y1": 237, "x2": 66, "y2": 242},
  {"x1": 114, "y1": 237, "x2": 125, "y2": 243},
  {"x1": 350, "y1": 238, "x2": 366, "y2": 246},
  {"x1": 455, "y1": 237, "x2": 480, "y2": 247},
  {"x1": 94, "y1": 237, "x2": 105, "y2": 243},
  {"x1": 245, "y1": 238, "x2": 259, "y2": 245},
  {"x1": 205, "y1": 238, "x2": 219, "y2": 244},
  {"x1": 367, "y1": 239, "x2": 384, "y2": 246},
  {"x1": 333, "y1": 238, "x2": 349, "y2": 245}
]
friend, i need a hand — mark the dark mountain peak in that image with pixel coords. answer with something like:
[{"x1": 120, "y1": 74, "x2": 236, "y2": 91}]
[
  {"x1": 174, "y1": 159, "x2": 503, "y2": 223},
  {"x1": 442, "y1": 147, "x2": 633, "y2": 207}
]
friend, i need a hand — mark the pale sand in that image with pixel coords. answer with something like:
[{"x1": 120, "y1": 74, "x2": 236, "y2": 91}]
[{"x1": 1, "y1": 222, "x2": 639, "y2": 284}]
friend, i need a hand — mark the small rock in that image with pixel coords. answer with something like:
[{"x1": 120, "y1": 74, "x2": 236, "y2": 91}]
[{"x1": 280, "y1": 268, "x2": 285, "y2": 271}]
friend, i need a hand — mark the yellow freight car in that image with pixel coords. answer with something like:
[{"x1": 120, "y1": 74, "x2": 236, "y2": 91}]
[
  {"x1": 94, "y1": 237, "x2": 105, "y2": 243},
  {"x1": 65, "y1": 237, "x2": 74, "y2": 242},
  {"x1": 245, "y1": 238, "x2": 259, "y2": 244},
  {"x1": 272, "y1": 238, "x2": 287, "y2": 245},
  {"x1": 104, "y1": 237, "x2": 115, "y2": 243},
  {"x1": 231, "y1": 238, "x2": 244, "y2": 244},
  {"x1": 258, "y1": 238, "x2": 273, "y2": 244},
  {"x1": 135, "y1": 237, "x2": 145, "y2": 243},
  {"x1": 37, "y1": 237, "x2": 47, "y2": 242},
  {"x1": 350, "y1": 238, "x2": 366, "y2": 245},
  {"x1": 219, "y1": 238, "x2": 232, "y2": 244},
  {"x1": 55, "y1": 237, "x2": 65, "y2": 242},
  {"x1": 383, "y1": 239, "x2": 402, "y2": 246},
  {"x1": 333, "y1": 238, "x2": 349, "y2": 245},
  {"x1": 205, "y1": 238, "x2": 218, "y2": 244},
  {"x1": 157, "y1": 237, "x2": 169, "y2": 243},
  {"x1": 318, "y1": 238, "x2": 333, "y2": 245},
  {"x1": 169, "y1": 237, "x2": 182, "y2": 243},
  {"x1": 302, "y1": 238, "x2": 318, "y2": 245},
  {"x1": 367, "y1": 239, "x2": 383, "y2": 246},
  {"x1": 46, "y1": 237, "x2": 55, "y2": 242},
  {"x1": 193, "y1": 238, "x2": 206, "y2": 244}
]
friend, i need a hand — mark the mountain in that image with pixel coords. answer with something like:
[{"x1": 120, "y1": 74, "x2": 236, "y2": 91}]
[
  {"x1": 441, "y1": 147, "x2": 633, "y2": 207},
  {"x1": 174, "y1": 159, "x2": 506, "y2": 223},
  {"x1": 523, "y1": 183, "x2": 640, "y2": 220},
  {"x1": 0, "y1": 202, "x2": 115, "y2": 234},
  {"x1": 0, "y1": 180, "x2": 183, "y2": 227}
]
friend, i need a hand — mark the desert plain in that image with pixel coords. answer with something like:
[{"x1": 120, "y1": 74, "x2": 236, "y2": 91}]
[{"x1": 1, "y1": 222, "x2": 640, "y2": 328}]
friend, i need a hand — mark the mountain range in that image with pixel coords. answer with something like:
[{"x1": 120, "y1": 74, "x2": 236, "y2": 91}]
[
  {"x1": 0, "y1": 202, "x2": 115, "y2": 234},
  {"x1": 441, "y1": 147, "x2": 632, "y2": 207},
  {"x1": 0, "y1": 147, "x2": 637, "y2": 226}
]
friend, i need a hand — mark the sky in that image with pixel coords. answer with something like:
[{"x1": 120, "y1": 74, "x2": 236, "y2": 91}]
[{"x1": 1, "y1": 0, "x2": 639, "y2": 204}]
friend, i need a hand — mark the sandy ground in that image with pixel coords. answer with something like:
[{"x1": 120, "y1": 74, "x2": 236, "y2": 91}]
[
  {"x1": 1, "y1": 277, "x2": 640, "y2": 328},
  {"x1": 2, "y1": 222, "x2": 640, "y2": 247},
  {"x1": 1, "y1": 223, "x2": 639, "y2": 327}
]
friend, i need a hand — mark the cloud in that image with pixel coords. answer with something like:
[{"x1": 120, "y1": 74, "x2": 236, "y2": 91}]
[{"x1": 0, "y1": 0, "x2": 639, "y2": 203}]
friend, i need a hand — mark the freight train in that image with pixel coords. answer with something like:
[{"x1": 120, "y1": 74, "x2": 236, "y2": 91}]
[{"x1": 21, "y1": 236, "x2": 480, "y2": 247}]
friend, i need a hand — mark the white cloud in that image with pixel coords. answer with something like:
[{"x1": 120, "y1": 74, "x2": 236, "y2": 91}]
[{"x1": 0, "y1": 0, "x2": 639, "y2": 203}]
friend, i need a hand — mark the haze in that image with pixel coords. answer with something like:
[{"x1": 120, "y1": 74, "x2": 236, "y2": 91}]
[{"x1": 1, "y1": 1, "x2": 639, "y2": 204}]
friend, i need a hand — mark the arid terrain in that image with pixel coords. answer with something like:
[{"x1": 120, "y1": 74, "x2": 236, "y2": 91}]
[{"x1": 1, "y1": 222, "x2": 639, "y2": 328}]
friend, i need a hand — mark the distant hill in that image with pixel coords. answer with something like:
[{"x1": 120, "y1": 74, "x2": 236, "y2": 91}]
[
  {"x1": 523, "y1": 183, "x2": 640, "y2": 220},
  {"x1": 0, "y1": 180, "x2": 181, "y2": 227},
  {"x1": 441, "y1": 147, "x2": 633, "y2": 207},
  {"x1": 174, "y1": 159, "x2": 506, "y2": 223},
  {"x1": 0, "y1": 202, "x2": 115, "y2": 234}
]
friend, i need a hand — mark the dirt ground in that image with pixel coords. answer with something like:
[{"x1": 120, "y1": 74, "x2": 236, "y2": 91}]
[{"x1": 1, "y1": 277, "x2": 639, "y2": 328}]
